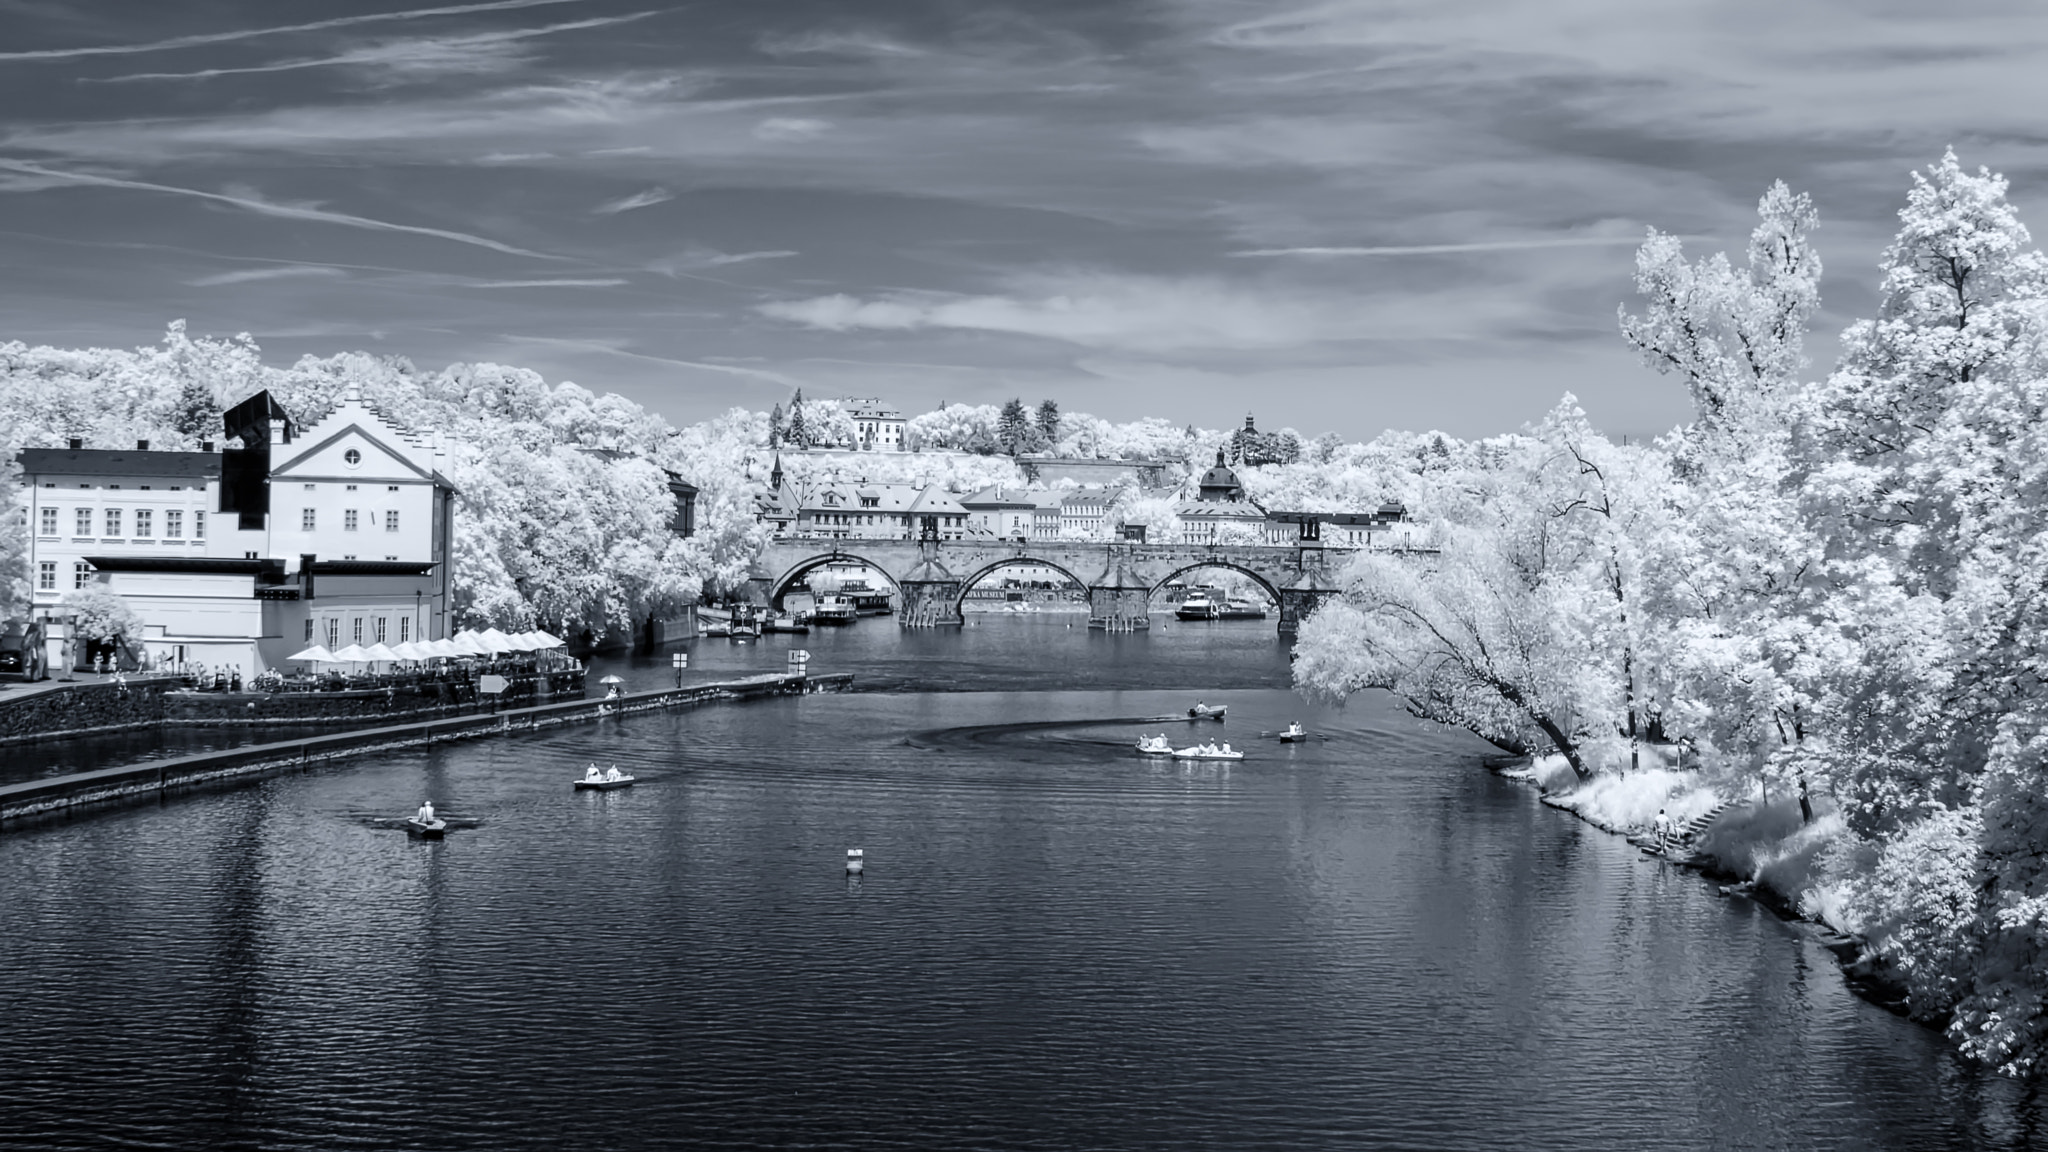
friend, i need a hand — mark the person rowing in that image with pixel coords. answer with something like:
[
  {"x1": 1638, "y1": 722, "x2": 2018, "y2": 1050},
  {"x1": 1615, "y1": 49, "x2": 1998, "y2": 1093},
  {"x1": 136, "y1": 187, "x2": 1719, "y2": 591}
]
[
  {"x1": 584, "y1": 763, "x2": 603, "y2": 783},
  {"x1": 415, "y1": 799, "x2": 436, "y2": 824},
  {"x1": 605, "y1": 764, "x2": 623, "y2": 782}
]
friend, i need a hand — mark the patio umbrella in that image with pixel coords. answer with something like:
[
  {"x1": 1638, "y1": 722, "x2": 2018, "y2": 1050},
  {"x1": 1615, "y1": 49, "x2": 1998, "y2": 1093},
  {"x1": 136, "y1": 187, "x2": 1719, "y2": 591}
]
[
  {"x1": 598, "y1": 674, "x2": 624, "y2": 684},
  {"x1": 478, "y1": 627, "x2": 517, "y2": 654},
  {"x1": 363, "y1": 642, "x2": 400, "y2": 665},
  {"x1": 450, "y1": 634, "x2": 490, "y2": 657},
  {"x1": 503, "y1": 632, "x2": 541, "y2": 652},
  {"x1": 427, "y1": 638, "x2": 462, "y2": 658},
  {"x1": 288, "y1": 644, "x2": 335, "y2": 663},
  {"x1": 527, "y1": 629, "x2": 565, "y2": 649},
  {"x1": 388, "y1": 640, "x2": 424, "y2": 661},
  {"x1": 331, "y1": 643, "x2": 372, "y2": 665}
]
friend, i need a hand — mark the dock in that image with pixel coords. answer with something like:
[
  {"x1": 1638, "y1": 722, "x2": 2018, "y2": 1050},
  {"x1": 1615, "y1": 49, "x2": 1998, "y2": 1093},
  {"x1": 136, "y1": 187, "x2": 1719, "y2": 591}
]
[{"x1": 0, "y1": 672, "x2": 853, "y2": 828}]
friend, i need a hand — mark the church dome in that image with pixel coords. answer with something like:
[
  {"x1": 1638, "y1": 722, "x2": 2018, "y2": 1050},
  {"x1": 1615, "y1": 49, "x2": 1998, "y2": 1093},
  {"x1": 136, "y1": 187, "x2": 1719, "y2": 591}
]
[{"x1": 1196, "y1": 449, "x2": 1243, "y2": 501}]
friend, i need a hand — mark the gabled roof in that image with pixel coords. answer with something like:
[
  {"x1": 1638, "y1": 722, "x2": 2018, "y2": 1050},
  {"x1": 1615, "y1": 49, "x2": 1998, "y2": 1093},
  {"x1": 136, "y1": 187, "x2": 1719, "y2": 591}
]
[{"x1": 959, "y1": 485, "x2": 1037, "y2": 509}]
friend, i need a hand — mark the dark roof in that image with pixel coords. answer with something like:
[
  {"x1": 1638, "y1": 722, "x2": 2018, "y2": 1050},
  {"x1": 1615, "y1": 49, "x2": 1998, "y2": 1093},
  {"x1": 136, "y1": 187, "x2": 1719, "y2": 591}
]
[
  {"x1": 310, "y1": 560, "x2": 438, "y2": 576},
  {"x1": 18, "y1": 448, "x2": 220, "y2": 481},
  {"x1": 84, "y1": 556, "x2": 260, "y2": 575}
]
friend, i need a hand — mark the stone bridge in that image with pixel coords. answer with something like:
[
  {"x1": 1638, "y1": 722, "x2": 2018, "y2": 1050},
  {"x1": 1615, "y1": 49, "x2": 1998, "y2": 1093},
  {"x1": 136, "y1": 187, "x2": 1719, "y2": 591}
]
[{"x1": 747, "y1": 538, "x2": 1357, "y2": 634}]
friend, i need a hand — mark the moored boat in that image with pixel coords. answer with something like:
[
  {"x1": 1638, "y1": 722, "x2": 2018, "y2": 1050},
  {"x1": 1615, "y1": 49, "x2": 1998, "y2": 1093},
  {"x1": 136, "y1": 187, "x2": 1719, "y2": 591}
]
[
  {"x1": 1175, "y1": 590, "x2": 1217, "y2": 621},
  {"x1": 811, "y1": 595, "x2": 858, "y2": 625},
  {"x1": 763, "y1": 614, "x2": 810, "y2": 634},
  {"x1": 1215, "y1": 597, "x2": 1268, "y2": 620}
]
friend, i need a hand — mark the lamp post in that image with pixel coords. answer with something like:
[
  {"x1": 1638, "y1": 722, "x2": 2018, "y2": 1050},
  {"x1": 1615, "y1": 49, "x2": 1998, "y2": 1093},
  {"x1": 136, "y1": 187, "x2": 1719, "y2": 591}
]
[{"x1": 672, "y1": 650, "x2": 687, "y2": 688}]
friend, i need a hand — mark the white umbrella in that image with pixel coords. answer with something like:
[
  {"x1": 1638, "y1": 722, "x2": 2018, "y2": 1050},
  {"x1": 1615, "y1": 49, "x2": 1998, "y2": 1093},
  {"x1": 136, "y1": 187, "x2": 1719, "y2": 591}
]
[
  {"x1": 331, "y1": 643, "x2": 371, "y2": 665},
  {"x1": 503, "y1": 632, "x2": 541, "y2": 651},
  {"x1": 363, "y1": 642, "x2": 400, "y2": 663},
  {"x1": 288, "y1": 644, "x2": 335, "y2": 663},
  {"x1": 478, "y1": 627, "x2": 517, "y2": 654},
  {"x1": 450, "y1": 634, "x2": 489, "y2": 657},
  {"x1": 389, "y1": 640, "x2": 425, "y2": 661},
  {"x1": 527, "y1": 629, "x2": 565, "y2": 649},
  {"x1": 427, "y1": 638, "x2": 461, "y2": 658}
]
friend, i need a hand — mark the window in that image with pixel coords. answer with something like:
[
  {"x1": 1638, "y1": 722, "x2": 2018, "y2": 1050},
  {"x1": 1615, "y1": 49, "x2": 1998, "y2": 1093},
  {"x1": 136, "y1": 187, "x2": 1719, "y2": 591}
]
[
  {"x1": 39, "y1": 507, "x2": 55, "y2": 535},
  {"x1": 326, "y1": 618, "x2": 339, "y2": 648},
  {"x1": 375, "y1": 617, "x2": 387, "y2": 643},
  {"x1": 165, "y1": 510, "x2": 183, "y2": 538},
  {"x1": 104, "y1": 508, "x2": 122, "y2": 537},
  {"x1": 140, "y1": 485, "x2": 151, "y2": 491},
  {"x1": 37, "y1": 562, "x2": 55, "y2": 591},
  {"x1": 384, "y1": 555, "x2": 397, "y2": 561},
  {"x1": 193, "y1": 511, "x2": 205, "y2": 539},
  {"x1": 345, "y1": 509, "x2": 358, "y2": 531},
  {"x1": 304, "y1": 483, "x2": 316, "y2": 491},
  {"x1": 300, "y1": 508, "x2": 315, "y2": 531},
  {"x1": 386, "y1": 485, "x2": 398, "y2": 493},
  {"x1": 344, "y1": 449, "x2": 362, "y2": 466},
  {"x1": 352, "y1": 617, "x2": 363, "y2": 643},
  {"x1": 385, "y1": 510, "x2": 399, "y2": 533},
  {"x1": 134, "y1": 510, "x2": 152, "y2": 538},
  {"x1": 305, "y1": 619, "x2": 315, "y2": 642},
  {"x1": 345, "y1": 484, "x2": 357, "y2": 491},
  {"x1": 245, "y1": 551, "x2": 259, "y2": 559},
  {"x1": 73, "y1": 562, "x2": 91, "y2": 589},
  {"x1": 399, "y1": 617, "x2": 411, "y2": 643},
  {"x1": 75, "y1": 508, "x2": 92, "y2": 536}
]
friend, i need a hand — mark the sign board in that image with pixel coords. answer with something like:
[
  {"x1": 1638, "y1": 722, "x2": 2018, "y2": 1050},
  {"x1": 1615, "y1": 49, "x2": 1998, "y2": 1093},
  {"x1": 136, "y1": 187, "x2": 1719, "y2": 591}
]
[
  {"x1": 671, "y1": 652, "x2": 688, "y2": 668},
  {"x1": 478, "y1": 674, "x2": 509, "y2": 695},
  {"x1": 787, "y1": 650, "x2": 811, "y2": 663}
]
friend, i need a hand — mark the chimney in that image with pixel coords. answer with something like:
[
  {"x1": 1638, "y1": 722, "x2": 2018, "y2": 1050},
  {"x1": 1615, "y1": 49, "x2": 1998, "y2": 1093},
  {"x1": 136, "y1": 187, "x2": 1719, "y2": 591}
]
[
  {"x1": 137, "y1": 439, "x2": 150, "y2": 450},
  {"x1": 200, "y1": 440, "x2": 214, "y2": 453},
  {"x1": 300, "y1": 554, "x2": 317, "y2": 601},
  {"x1": 270, "y1": 418, "x2": 289, "y2": 446},
  {"x1": 67, "y1": 437, "x2": 82, "y2": 450}
]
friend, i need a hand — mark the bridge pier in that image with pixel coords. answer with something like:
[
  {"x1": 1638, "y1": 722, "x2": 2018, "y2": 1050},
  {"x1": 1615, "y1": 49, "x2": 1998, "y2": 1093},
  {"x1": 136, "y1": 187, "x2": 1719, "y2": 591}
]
[
  {"x1": 899, "y1": 580, "x2": 965, "y2": 627},
  {"x1": 1276, "y1": 588, "x2": 1336, "y2": 636},
  {"x1": 1087, "y1": 585, "x2": 1151, "y2": 631}
]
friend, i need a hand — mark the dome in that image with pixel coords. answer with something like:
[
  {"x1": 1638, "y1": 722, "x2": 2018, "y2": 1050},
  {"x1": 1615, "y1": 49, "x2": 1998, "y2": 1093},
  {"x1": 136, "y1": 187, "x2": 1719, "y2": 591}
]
[{"x1": 1196, "y1": 449, "x2": 1244, "y2": 502}]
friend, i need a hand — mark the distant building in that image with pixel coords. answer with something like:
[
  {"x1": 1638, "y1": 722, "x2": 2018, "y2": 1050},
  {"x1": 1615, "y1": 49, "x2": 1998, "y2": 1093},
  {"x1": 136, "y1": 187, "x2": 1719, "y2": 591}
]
[
  {"x1": 16, "y1": 388, "x2": 456, "y2": 677},
  {"x1": 1057, "y1": 488, "x2": 1119, "y2": 540},
  {"x1": 789, "y1": 478, "x2": 969, "y2": 540},
  {"x1": 1175, "y1": 450, "x2": 1266, "y2": 544},
  {"x1": 843, "y1": 398, "x2": 907, "y2": 452},
  {"x1": 959, "y1": 487, "x2": 1037, "y2": 541}
]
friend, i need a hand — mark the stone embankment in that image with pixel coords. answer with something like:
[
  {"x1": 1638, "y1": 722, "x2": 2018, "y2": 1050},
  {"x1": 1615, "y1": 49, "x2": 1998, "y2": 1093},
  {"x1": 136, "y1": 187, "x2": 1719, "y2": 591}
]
[
  {"x1": 0, "y1": 671, "x2": 586, "y2": 745},
  {"x1": 0, "y1": 672, "x2": 852, "y2": 828}
]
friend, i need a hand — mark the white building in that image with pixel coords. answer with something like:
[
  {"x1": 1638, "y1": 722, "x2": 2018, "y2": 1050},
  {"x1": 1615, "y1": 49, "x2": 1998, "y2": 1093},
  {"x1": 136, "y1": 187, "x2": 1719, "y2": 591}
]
[
  {"x1": 16, "y1": 387, "x2": 456, "y2": 677},
  {"x1": 843, "y1": 398, "x2": 907, "y2": 452}
]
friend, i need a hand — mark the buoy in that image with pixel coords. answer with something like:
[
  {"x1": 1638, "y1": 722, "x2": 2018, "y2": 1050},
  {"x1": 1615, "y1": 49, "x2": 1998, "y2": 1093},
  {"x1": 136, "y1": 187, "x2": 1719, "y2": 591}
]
[{"x1": 845, "y1": 848, "x2": 864, "y2": 872}]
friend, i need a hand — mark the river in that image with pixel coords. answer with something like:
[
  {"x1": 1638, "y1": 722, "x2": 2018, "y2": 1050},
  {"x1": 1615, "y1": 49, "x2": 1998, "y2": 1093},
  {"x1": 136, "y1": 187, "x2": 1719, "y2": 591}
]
[{"x1": 0, "y1": 616, "x2": 2039, "y2": 1148}]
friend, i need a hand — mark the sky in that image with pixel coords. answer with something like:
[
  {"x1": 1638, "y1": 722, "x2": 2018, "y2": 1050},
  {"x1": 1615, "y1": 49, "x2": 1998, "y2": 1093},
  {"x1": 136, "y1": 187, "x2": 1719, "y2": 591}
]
[{"x1": 3, "y1": 0, "x2": 2046, "y2": 442}]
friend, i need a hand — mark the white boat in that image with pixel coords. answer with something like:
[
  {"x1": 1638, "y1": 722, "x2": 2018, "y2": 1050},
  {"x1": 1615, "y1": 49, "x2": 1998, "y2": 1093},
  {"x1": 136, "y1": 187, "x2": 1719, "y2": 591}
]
[
  {"x1": 1135, "y1": 734, "x2": 1175, "y2": 754},
  {"x1": 1278, "y1": 724, "x2": 1307, "y2": 743},
  {"x1": 1173, "y1": 744, "x2": 1243, "y2": 760},
  {"x1": 846, "y1": 848, "x2": 864, "y2": 873},
  {"x1": 1185, "y1": 704, "x2": 1227, "y2": 720},
  {"x1": 406, "y1": 817, "x2": 447, "y2": 838},
  {"x1": 574, "y1": 773, "x2": 636, "y2": 790}
]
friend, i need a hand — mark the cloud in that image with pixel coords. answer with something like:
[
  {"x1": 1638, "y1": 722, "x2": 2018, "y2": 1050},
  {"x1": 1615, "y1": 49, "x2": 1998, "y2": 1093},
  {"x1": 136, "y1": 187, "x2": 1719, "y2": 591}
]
[
  {"x1": 1235, "y1": 235, "x2": 1666, "y2": 258},
  {"x1": 752, "y1": 117, "x2": 831, "y2": 142},
  {"x1": 757, "y1": 272, "x2": 1527, "y2": 354},
  {"x1": 189, "y1": 264, "x2": 349, "y2": 286},
  {"x1": 88, "y1": 13, "x2": 658, "y2": 85},
  {"x1": 0, "y1": 0, "x2": 591, "y2": 61},
  {"x1": 592, "y1": 187, "x2": 674, "y2": 215},
  {"x1": 650, "y1": 247, "x2": 798, "y2": 274},
  {"x1": 502, "y1": 334, "x2": 804, "y2": 386},
  {"x1": 0, "y1": 159, "x2": 559, "y2": 259},
  {"x1": 757, "y1": 30, "x2": 926, "y2": 59},
  {"x1": 462, "y1": 278, "x2": 629, "y2": 287}
]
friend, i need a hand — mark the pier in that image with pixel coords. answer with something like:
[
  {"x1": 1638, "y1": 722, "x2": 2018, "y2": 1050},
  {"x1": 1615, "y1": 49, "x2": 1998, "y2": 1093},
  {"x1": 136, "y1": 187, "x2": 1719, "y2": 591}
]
[{"x1": 0, "y1": 671, "x2": 852, "y2": 828}]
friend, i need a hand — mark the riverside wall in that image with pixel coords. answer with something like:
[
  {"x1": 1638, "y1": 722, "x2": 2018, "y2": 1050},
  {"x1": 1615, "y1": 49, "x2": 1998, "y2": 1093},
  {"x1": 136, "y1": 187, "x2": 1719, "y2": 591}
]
[
  {"x1": 0, "y1": 672, "x2": 853, "y2": 828},
  {"x1": 0, "y1": 671, "x2": 586, "y2": 746}
]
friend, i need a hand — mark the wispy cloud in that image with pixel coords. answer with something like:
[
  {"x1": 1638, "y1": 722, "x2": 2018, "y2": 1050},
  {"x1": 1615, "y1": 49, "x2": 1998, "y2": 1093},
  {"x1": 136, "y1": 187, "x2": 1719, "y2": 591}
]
[
  {"x1": 503, "y1": 335, "x2": 804, "y2": 386},
  {"x1": 649, "y1": 247, "x2": 797, "y2": 274},
  {"x1": 89, "y1": 13, "x2": 658, "y2": 85},
  {"x1": 0, "y1": 0, "x2": 591, "y2": 62},
  {"x1": 593, "y1": 187, "x2": 674, "y2": 215},
  {"x1": 757, "y1": 30, "x2": 927, "y2": 59},
  {"x1": 0, "y1": 159, "x2": 559, "y2": 259},
  {"x1": 1235, "y1": 236, "x2": 1665, "y2": 258},
  {"x1": 464, "y1": 278, "x2": 629, "y2": 287},
  {"x1": 752, "y1": 117, "x2": 831, "y2": 142},
  {"x1": 189, "y1": 264, "x2": 349, "y2": 287}
]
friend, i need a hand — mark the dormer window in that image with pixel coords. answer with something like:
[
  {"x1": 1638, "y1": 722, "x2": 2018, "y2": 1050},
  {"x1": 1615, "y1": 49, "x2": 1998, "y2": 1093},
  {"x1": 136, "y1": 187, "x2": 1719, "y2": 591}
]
[
  {"x1": 861, "y1": 497, "x2": 879, "y2": 508},
  {"x1": 823, "y1": 493, "x2": 839, "y2": 507}
]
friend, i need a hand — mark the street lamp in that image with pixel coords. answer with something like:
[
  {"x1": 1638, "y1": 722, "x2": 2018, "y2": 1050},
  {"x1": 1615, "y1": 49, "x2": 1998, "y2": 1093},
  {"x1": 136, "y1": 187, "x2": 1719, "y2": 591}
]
[{"x1": 671, "y1": 650, "x2": 687, "y2": 688}]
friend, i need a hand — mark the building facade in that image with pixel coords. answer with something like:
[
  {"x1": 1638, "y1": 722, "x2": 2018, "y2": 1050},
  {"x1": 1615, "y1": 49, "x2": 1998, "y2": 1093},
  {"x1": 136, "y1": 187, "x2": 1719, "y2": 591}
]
[
  {"x1": 843, "y1": 398, "x2": 907, "y2": 452},
  {"x1": 16, "y1": 388, "x2": 457, "y2": 677}
]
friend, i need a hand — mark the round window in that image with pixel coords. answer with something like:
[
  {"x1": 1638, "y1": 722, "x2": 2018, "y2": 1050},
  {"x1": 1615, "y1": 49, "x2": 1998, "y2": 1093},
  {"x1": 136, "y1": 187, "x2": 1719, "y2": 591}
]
[{"x1": 344, "y1": 449, "x2": 361, "y2": 467}]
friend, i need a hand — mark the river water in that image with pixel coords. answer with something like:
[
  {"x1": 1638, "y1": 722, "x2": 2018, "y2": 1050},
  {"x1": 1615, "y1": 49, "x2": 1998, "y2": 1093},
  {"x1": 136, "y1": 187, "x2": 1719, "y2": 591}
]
[{"x1": 1, "y1": 616, "x2": 2041, "y2": 1149}]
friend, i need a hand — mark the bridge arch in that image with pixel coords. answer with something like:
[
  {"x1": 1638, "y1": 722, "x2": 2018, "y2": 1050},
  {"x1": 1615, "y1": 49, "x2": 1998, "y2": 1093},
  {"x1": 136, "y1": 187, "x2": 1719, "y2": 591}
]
[
  {"x1": 1148, "y1": 561, "x2": 1283, "y2": 606},
  {"x1": 954, "y1": 556, "x2": 1092, "y2": 601},
  {"x1": 764, "y1": 551, "x2": 908, "y2": 607}
]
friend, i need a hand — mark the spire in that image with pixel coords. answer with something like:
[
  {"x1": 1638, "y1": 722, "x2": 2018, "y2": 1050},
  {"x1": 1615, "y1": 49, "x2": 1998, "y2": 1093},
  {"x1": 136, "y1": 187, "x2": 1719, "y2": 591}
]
[
  {"x1": 770, "y1": 452, "x2": 785, "y2": 489},
  {"x1": 1215, "y1": 448, "x2": 1226, "y2": 466}
]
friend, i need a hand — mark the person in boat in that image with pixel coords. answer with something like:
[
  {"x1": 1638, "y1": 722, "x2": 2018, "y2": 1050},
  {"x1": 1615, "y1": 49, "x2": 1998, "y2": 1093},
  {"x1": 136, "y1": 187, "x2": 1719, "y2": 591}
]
[
  {"x1": 605, "y1": 764, "x2": 622, "y2": 782},
  {"x1": 585, "y1": 763, "x2": 603, "y2": 782},
  {"x1": 1221, "y1": 743, "x2": 1233, "y2": 754},
  {"x1": 415, "y1": 800, "x2": 436, "y2": 824},
  {"x1": 1191, "y1": 700, "x2": 1207, "y2": 716}
]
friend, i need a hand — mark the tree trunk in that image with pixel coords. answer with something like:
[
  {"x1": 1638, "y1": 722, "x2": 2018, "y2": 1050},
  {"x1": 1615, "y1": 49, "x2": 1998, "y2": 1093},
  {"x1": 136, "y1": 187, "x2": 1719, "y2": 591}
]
[{"x1": 1532, "y1": 714, "x2": 1592, "y2": 780}]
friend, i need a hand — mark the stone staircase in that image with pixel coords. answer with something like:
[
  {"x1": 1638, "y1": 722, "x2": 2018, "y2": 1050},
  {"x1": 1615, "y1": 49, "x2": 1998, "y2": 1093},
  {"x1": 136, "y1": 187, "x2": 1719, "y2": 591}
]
[{"x1": 1632, "y1": 798, "x2": 1733, "y2": 861}]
